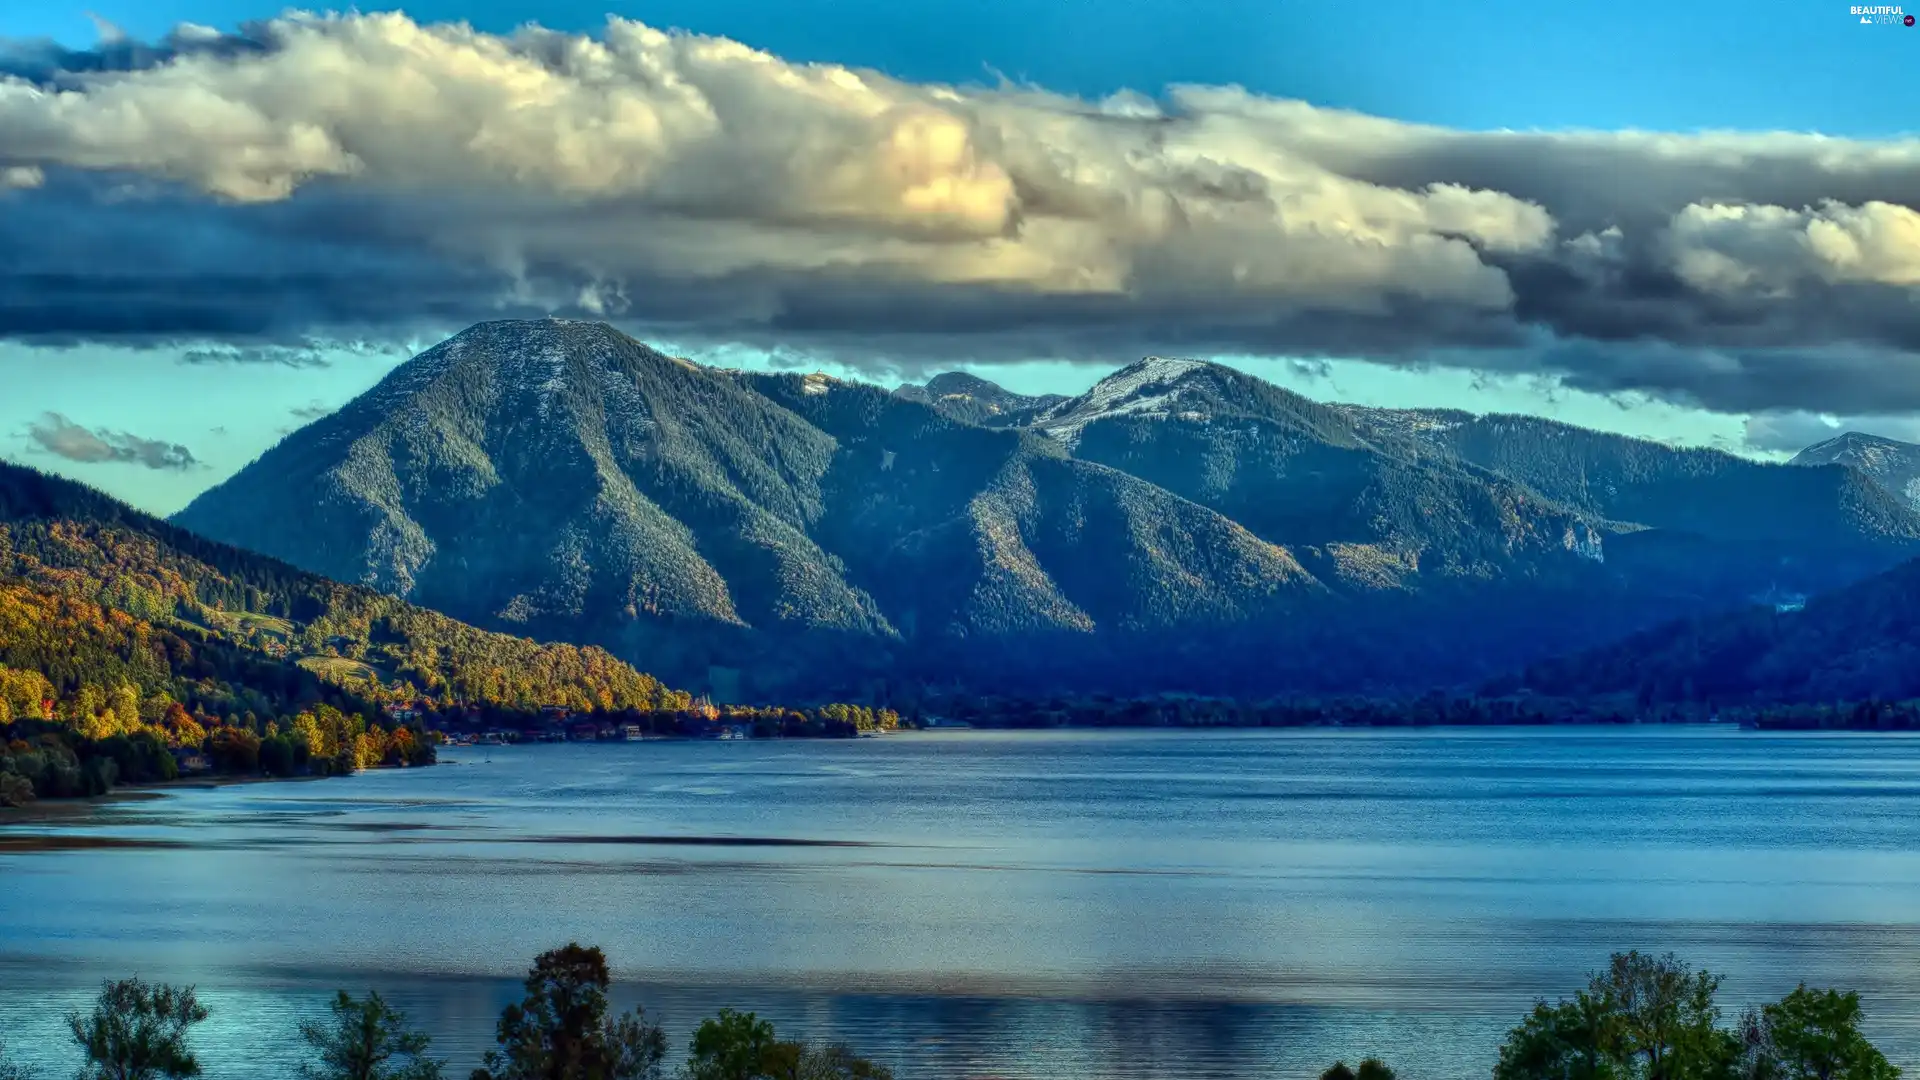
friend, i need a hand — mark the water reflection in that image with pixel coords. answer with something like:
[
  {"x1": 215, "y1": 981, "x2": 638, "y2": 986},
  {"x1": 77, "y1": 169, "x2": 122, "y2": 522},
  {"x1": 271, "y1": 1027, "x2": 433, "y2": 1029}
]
[{"x1": 3, "y1": 729, "x2": 1920, "y2": 1079}]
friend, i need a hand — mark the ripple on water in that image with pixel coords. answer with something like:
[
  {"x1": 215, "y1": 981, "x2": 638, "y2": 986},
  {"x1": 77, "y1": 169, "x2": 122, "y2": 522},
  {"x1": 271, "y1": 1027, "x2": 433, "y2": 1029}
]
[{"x1": 6, "y1": 728, "x2": 1920, "y2": 1080}]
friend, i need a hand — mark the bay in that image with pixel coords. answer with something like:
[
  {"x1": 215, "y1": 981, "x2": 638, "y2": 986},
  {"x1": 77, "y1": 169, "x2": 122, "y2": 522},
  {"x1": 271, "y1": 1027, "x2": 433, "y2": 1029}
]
[{"x1": 4, "y1": 727, "x2": 1920, "y2": 1079}]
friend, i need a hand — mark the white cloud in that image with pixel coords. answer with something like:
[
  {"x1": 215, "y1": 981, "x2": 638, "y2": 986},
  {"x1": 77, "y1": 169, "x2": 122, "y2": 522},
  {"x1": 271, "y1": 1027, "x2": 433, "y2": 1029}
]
[
  {"x1": 1, "y1": 11, "x2": 1919, "y2": 417},
  {"x1": 0, "y1": 12, "x2": 1549, "y2": 314},
  {"x1": 1670, "y1": 200, "x2": 1920, "y2": 296}
]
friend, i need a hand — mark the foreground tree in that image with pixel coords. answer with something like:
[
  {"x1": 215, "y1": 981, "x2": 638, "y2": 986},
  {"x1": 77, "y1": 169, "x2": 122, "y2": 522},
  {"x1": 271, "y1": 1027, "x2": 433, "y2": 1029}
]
[
  {"x1": 1494, "y1": 954, "x2": 1904, "y2": 1080},
  {"x1": 686, "y1": 1010, "x2": 779, "y2": 1080},
  {"x1": 299, "y1": 991, "x2": 444, "y2": 1080},
  {"x1": 1321, "y1": 1060, "x2": 1393, "y2": 1080},
  {"x1": 1496, "y1": 953, "x2": 1741, "y2": 1080},
  {"x1": 1745, "y1": 986, "x2": 1900, "y2": 1080},
  {"x1": 470, "y1": 944, "x2": 666, "y2": 1080},
  {"x1": 0, "y1": 1035, "x2": 34, "y2": 1080},
  {"x1": 1494, "y1": 991, "x2": 1624, "y2": 1080},
  {"x1": 758, "y1": 1041, "x2": 895, "y2": 1080},
  {"x1": 67, "y1": 978, "x2": 209, "y2": 1080},
  {"x1": 1594, "y1": 951, "x2": 1740, "y2": 1080}
]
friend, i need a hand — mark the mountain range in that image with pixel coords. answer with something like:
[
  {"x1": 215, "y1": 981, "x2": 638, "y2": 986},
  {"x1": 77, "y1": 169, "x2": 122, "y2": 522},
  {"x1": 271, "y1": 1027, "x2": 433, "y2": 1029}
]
[{"x1": 166, "y1": 319, "x2": 1920, "y2": 703}]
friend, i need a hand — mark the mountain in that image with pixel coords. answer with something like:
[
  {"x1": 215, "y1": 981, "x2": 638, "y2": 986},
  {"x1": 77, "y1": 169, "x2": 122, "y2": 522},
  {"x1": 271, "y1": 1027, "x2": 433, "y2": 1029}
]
[
  {"x1": 1500, "y1": 552, "x2": 1920, "y2": 705},
  {"x1": 1030, "y1": 358, "x2": 1607, "y2": 585},
  {"x1": 1790, "y1": 431, "x2": 1920, "y2": 512},
  {"x1": 178, "y1": 321, "x2": 1344, "y2": 701},
  {"x1": 892, "y1": 372, "x2": 1065, "y2": 428},
  {"x1": 1334, "y1": 408, "x2": 1920, "y2": 604},
  {"x1": 1, "y1": 459, "x2": 681, "y2": 715},
  {"x1": 173, "y1": 321, "x2": 1920, "y2": 701}
]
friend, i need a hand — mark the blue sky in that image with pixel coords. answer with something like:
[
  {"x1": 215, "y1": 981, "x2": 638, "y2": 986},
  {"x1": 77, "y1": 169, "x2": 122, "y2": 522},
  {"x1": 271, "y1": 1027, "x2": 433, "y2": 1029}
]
[
  {"x1": 18, "y1": 0, "x2": 1917, "y2": 138},
  {"x1": 3, "y1": 0, "x2": 1915, "y2": 512}
]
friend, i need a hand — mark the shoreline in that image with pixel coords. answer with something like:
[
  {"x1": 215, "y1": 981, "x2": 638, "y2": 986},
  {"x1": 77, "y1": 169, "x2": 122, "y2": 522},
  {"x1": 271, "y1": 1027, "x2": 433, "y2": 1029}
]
[
  {"x1": 10, "y1": 720, "x2": 1908, "y2": 823},
  {"x1": 0, "y1": 766, "x2": 389, "y2": 823}
]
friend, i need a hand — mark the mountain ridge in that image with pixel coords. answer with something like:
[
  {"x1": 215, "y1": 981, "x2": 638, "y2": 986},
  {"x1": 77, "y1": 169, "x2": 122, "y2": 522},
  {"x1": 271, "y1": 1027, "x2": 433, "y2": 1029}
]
[{"x1": 170, "y1": 321, "x2": 1920, "y2": 701}]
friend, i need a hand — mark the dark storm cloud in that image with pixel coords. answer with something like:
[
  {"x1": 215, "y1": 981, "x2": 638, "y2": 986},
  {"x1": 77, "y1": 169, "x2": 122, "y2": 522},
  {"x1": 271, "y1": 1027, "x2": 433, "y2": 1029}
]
[
  {"x1": 3, "y1": 12, "x2": 1920, "y2": 416},
  {"x1": 25, "y1": 413, "x2": 200, "y2": 471}
]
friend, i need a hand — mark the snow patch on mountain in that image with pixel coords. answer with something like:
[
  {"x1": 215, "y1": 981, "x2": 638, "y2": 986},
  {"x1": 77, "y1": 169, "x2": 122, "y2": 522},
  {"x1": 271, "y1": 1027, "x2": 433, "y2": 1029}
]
[
  {"x1": 1035, "y1": 356, "x2": 1210, "y2": 448},
  {"x1": 1334, "y1": 404, "x2": 1473, "y2": 449}
]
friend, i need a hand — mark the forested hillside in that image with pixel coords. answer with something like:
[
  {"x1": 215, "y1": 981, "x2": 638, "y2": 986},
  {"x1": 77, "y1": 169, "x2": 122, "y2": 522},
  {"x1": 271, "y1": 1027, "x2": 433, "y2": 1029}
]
[
  {"x1": 170, "y1": 320, "x2": 1920, "y2": 702},
  {"x1": 0, "y1": 459, "x2": 712, "y2": 805},
  {"x1": 1500, "y1": 552, "x2": 1920, "y2": 706},
  {"x1": 3, "y1": 460, "x2": 683, "y2": 714}
]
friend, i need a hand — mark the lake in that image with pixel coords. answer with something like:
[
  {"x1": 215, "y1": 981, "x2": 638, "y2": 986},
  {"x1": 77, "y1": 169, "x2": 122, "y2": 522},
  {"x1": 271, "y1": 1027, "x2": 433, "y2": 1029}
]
[{"x1": 5, "y1": 727, "x2": 1920, "y2": 1079}]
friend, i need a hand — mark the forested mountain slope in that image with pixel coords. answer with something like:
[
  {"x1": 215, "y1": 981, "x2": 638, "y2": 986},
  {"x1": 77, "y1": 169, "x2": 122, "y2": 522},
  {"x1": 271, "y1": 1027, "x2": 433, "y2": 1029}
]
[
  {"x1": 3, "y1": 460, "x2": 681, "y2": 714},
  {"x1": 1790, "y1": 432, "x2": 1920, "y2": 513},
  {"x1": 172, "y1": 321, "x2": 1920, "y2": 701},
  {"x1": 1500, "y1": 552, "x2": 1920, "y2": 705}
]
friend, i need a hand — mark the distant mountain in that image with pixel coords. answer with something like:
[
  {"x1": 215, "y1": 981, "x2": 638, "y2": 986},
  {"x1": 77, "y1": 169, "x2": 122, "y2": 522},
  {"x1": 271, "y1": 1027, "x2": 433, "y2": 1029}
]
[
  {"x1": 2, "y1": 459, "x2": 680, "y2": 715},
  {"x1": 172, "y1": 323, "x2": 1920, "y2": 701},
  {"x1": 893, "y1": 372, "x2": 1066, "y2": 428},
  {"x1": 1035, "y1": 359, "x2": 1605, "y2": 585},
  {"x1": 1500, "y1": 552, "x2": 1920, "y2": 704},
  {"x1": 1791, "y1": 431, "x2": 1920, "y2": 512},
  {"x1": 1336, "y1": 408, "x2": 1920, "y2": 604}
]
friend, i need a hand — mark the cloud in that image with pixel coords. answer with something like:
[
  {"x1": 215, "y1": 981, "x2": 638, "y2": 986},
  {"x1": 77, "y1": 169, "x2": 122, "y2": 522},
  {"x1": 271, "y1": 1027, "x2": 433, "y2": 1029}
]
[
  {"x1": 25, "y1": 412, "x2": 200, "y2": 470},
  {"x1": 1744, "y1": 410, "x2": 1920, "y2": 454},
  {"x1": 1, "y1": 12, "x2": 1919, "y2": 415},
  {"x1": 178, "y1": 344, "x2": 334, "y2": 368},
  {"x1": 288, "y1": 401, "x2": 334, "y2": 420}
]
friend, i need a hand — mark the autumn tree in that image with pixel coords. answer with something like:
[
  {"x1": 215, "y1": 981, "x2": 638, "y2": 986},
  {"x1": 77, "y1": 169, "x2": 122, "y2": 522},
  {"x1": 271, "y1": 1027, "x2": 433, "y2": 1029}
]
[
  {"x1": 298, "y1": 991, "x2": 444, "y2": 1080},
  {"x1": 471, "y1": 944, "x2": 667, "y2": 1080},
  {"x1": 161, "y1": 704, "x2": 206, "y2": 750},
  {"x1": 205, "y1": 726, "x2": 261, "y2": 773},
  {"x1": 67, "y1": 977, "x2": 210, "y2": 1080}
]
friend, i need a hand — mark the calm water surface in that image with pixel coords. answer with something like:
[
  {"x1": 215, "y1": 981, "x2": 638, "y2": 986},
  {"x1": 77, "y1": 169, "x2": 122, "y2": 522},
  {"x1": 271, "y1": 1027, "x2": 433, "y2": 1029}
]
[{"x1": 6, "y1": 727, "x2": 1920, "y2": 1079}]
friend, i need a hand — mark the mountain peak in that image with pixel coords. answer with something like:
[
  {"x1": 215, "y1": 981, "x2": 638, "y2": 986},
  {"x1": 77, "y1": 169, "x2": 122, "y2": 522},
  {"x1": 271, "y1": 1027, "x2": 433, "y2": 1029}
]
[
  {"x1": 1790, "y1": 429, "x2": 1920, "y2": 472},
  {"x1": 1797, "y1": 430, "x2": 1915, "y2": 457},
  {"x1": 893, "y1": 370, "x2": 1067, "y2": 427},
  {"x1": 1790, "y1": 430, "x2": 1920, "y2": 511},
  {"x1": 349, "y1": 318, "x2": 675, "y2": 428},
  {"x1": 1121, "y1": 355, "x2": 1210, "y2": 379},
  {"x1": 923, "y1": 371, "x2": 1010, "y2": 397},
  {"x1": 1032, "y1": 356, "x2": 1221, "y2": 447}
]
